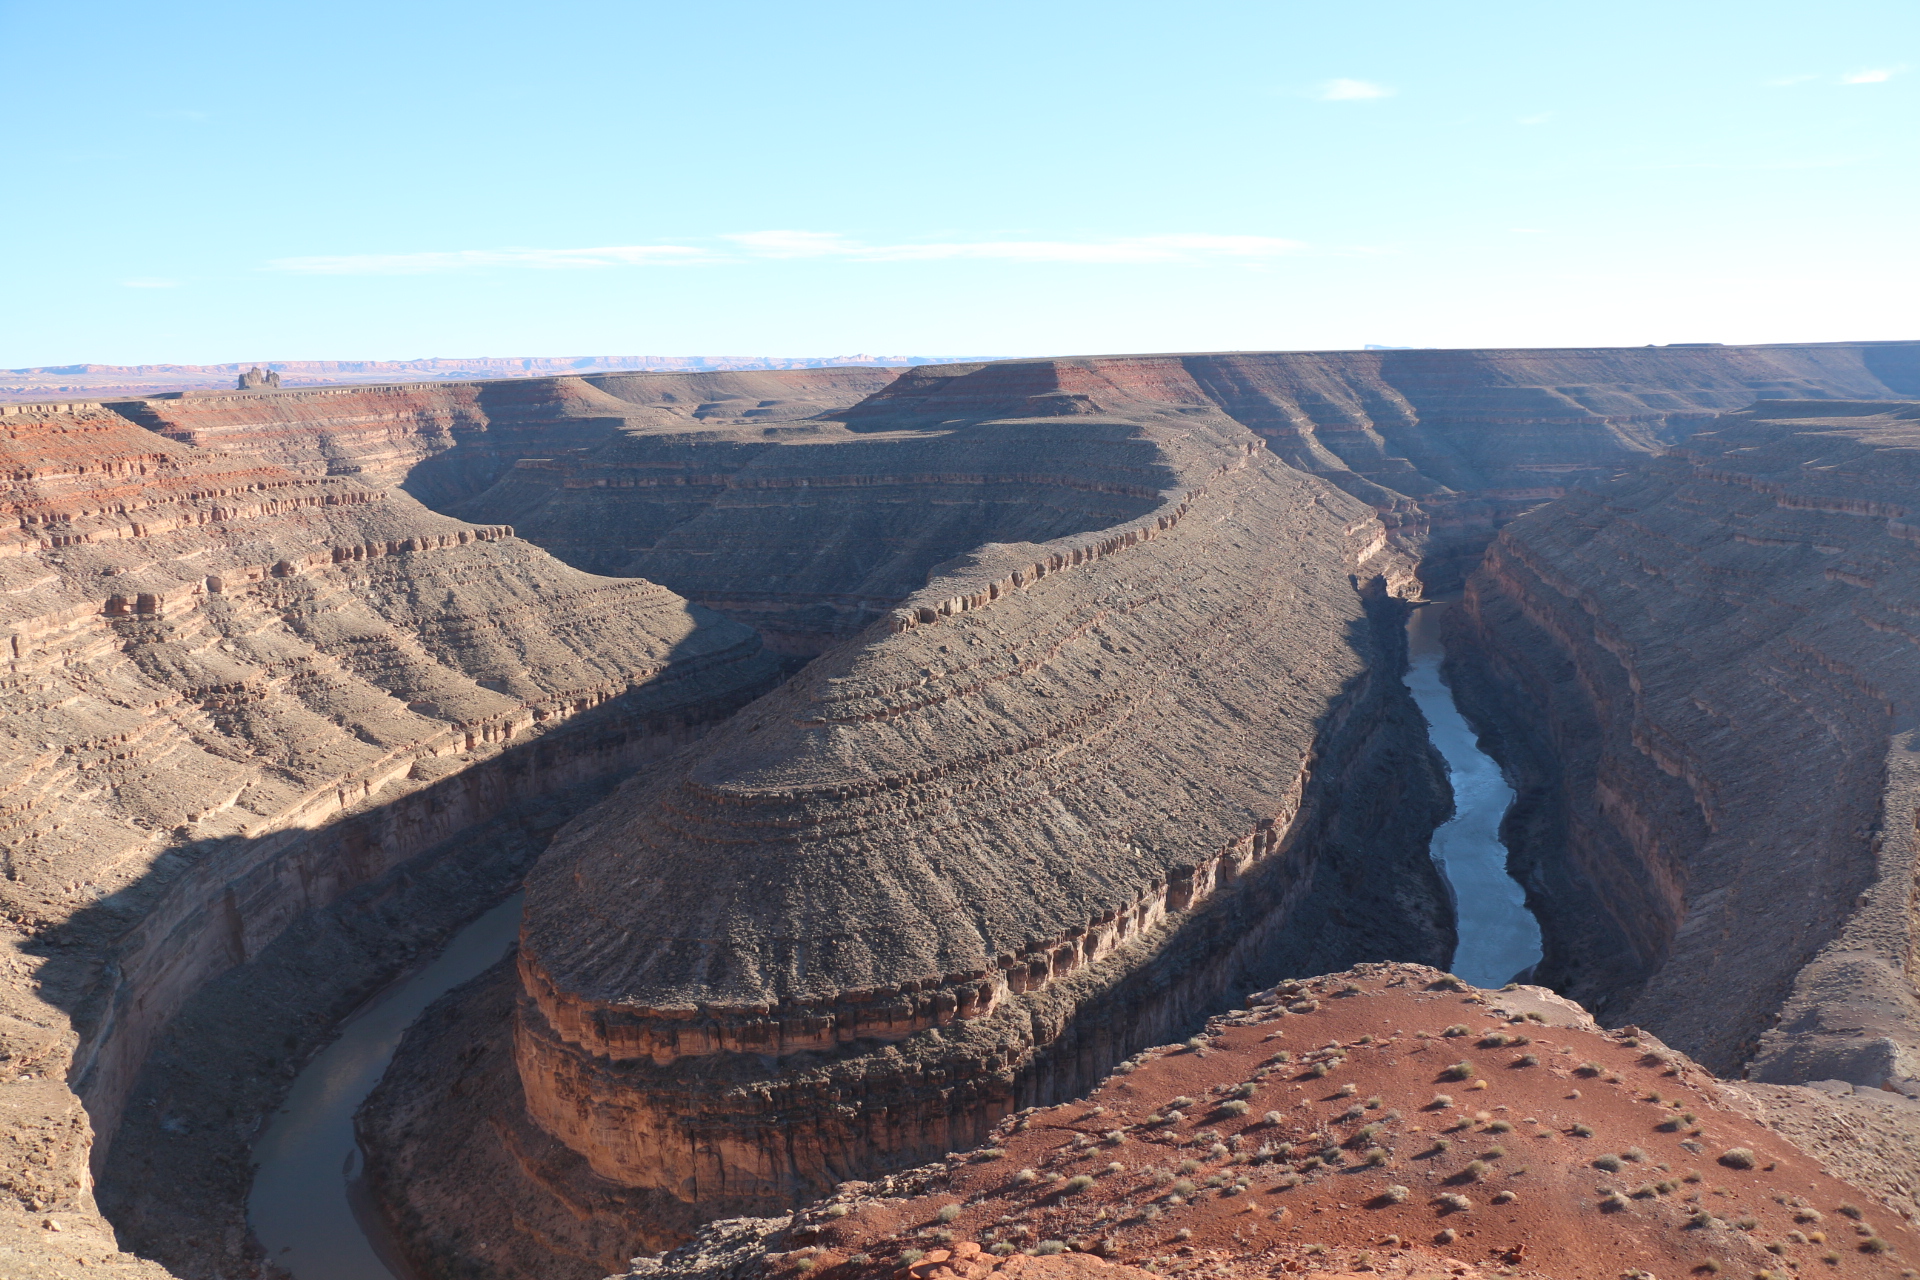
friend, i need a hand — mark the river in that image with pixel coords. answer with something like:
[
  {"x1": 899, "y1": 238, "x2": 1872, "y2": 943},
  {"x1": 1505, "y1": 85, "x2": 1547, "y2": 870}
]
[
  {"x1": 247, "y1": 894, "x2": 525, "y2": 1280},
  {"x1": 1403, "y1": 601, "x2": 1544, "y2": 987}
]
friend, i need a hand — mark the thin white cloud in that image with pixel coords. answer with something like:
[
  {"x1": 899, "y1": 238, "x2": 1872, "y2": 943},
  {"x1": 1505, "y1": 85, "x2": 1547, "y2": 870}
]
[
  {"x1": 1317, "y1": 78, "x2": 1394, "y2": 101},
  {"x1": 121, "y1": 278, "x2": 179, "y2": 288},
  {"x1": 723, "y1": 231, "x2": 1304, "y2": 264},
  {"x1": 269, "y1": 244, "x2": 712, "y2": 275},
  {"x1": 266, "y1": 233, "x2": 1305, "y2": 275},
  {"x1": 1841, "y1": 67, "x2": 1903, "y2": 84},
  {"x1": 1516, "y1": 113, "x2": 1553, "y2": 125}
]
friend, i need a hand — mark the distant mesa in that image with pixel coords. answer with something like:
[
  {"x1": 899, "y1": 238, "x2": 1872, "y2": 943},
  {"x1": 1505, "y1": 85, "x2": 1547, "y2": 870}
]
[{"x1": 235, "y1": 364, "x2": 280, "y2": 389}]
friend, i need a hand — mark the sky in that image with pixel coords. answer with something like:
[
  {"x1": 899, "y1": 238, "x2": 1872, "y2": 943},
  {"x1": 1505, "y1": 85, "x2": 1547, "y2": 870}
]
[{"x1": 1, "y1": 0, "x2": 1915, "y2": 364}]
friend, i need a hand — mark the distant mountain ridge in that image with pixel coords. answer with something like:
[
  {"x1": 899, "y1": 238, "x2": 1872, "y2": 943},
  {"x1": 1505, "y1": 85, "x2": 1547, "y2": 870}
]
[{"x1": 0, "y1": 353, "x2": 981, "y2": 399}]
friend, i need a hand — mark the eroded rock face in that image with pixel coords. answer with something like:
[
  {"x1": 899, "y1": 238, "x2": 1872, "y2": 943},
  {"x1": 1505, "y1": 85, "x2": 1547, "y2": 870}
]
[
  {"x1": 0, "y1": 402, "x2": 780, "y2": 1270},
  {"x1": 1446, "y1": 401, "x2": 1920, "y2": 1082},
  {"x1": 381, "y1": 396, "x2": 1461, "y2": 1271}
]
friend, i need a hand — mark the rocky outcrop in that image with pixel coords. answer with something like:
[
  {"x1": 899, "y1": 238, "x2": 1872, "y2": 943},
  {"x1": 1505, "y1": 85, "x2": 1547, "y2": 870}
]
[
  {"x1": 0, "y1": 402, "x2": 781, "y2": 1271},
  {"x1": 622, "y1": 964, "x2": 1920, "y2": 1280},
  {"x1": 357, "y1": 384, "x2": 1457, "y2": 1275},
  {"x1": 1446, "y1": 401, "x2": 1920, "y2": 1084}
]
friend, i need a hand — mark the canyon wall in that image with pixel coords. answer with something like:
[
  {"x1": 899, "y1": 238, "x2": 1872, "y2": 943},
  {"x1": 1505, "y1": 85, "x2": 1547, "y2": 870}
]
[
  {"x1": 1447, "y1": 400, "x2": 1920, "y2": 1084},
  {"x1": 0, "y1": 402, "x2": 782, "y2": 1270}
]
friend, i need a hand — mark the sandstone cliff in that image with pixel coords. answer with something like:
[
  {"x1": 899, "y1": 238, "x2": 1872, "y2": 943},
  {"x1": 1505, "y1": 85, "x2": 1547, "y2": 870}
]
[
  {"x1": 1447, "y1": 401, "x2": 1920, "y2": 1085},
  {"x1": 0, "y1": 401, "x2": 781, "y2": 1275}
]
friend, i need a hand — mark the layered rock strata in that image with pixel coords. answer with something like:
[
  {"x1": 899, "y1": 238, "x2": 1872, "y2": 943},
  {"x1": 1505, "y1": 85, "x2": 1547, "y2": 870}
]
[
  {"x1": 357, "y1": 392, "x2": 1458, "y2": 1275},
  {"x1": 1446, "y1": 401, "x2": 1920, "y2": 1084},
  {"x1": 633, "y1": 964, "x2": 1920, "y2": 1280},
  {"x1": 0, "y1": 403, "x2": 780, "y2": 1272},
  {"x1": 439, "y1": 343, "x2": 1920, "y2": 623}
]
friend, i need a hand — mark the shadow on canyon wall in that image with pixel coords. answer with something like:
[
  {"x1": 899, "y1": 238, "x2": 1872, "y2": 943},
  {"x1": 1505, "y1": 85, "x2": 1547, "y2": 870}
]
[{"x1": 29, "y1": 632, "x2": 775, "y2": 1280}]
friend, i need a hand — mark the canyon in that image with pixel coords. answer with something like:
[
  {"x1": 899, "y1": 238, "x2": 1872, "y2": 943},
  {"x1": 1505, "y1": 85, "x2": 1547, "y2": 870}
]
[{"x1": 0, "y1": 341, "x2": 1916, "y2": 1280}]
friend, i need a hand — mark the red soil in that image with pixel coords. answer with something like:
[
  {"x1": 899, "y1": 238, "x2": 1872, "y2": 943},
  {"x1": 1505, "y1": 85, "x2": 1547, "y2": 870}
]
[{"x1": 783, "y1": 967, "x2": 1920, "y2": 1280}]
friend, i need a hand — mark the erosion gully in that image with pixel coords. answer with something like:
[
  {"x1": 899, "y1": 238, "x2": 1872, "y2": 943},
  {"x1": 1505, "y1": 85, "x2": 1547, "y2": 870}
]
[{"x1": 244, "y1": 602, "x2": 1542, "y2": 1280}]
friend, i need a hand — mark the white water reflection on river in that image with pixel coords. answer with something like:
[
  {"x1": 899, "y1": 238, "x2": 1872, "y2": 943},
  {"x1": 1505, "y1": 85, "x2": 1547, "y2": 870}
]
[
  {"x1": 1404, "y1": 602, "x2": 1543, "y2": 987},
  {"x1": 248, "y1": 894, "x2": 524, "y2": 1280}
]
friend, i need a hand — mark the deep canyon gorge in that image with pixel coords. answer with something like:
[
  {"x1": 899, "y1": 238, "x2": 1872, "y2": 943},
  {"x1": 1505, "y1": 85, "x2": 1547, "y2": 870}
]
[{"x1": 2, "y1": 341, "x2": 1919, "y2": 1280}]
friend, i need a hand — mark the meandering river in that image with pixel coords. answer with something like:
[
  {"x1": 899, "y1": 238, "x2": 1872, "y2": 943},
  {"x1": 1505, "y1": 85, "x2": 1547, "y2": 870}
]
[
  {"x1": 1404, "y1": 601, "x2": 1544, "y2": 987},
  {"x1": 247, "y1": 894, "x2": 525, "y2": 1280}
]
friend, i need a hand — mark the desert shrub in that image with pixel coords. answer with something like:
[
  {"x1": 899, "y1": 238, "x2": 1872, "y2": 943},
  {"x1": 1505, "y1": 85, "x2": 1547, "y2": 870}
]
[
  {"x1": 1063, "y1": 1175, "x2": 1094, "y2": 1194},
  {"x1": 1594, "y1": 1154, "x2": 1625, "y2": 1172},
  {"x1": 901, "y1": 1250, "x2": 926, "y2": 1265},
  {"x1": 1382, "y1": 1184, "x2": 1410, "y2": 1204},
  {"x1": 1428, "y1": 1094, "x2": 1453, "y2": 1110},
  {"x1": 1014, "y1": 1168, "x2": 1038, "y2": 1186},
  {"x1": 1217, "y1": 1100, "x2": 1250, "y2": 1117},
  {"x1": 1718, "y1": 1148, "x2": 1756, "y2": 1170},
  {"x1": 1462, "y1": 1160, "x2": 1489, "y2": 1181},
  {"x1": 1487, "y1": 1120, "x2": 1513, "y2": 1134},
  {"x1": 937, "y1": 1204, "x2": 962, "y2": 1223},
  {"x1": 1442, "y1": 1061, "x2": 1475, "y2": 1081},
  {"x1": 1437, "y1": 1193, "x2": 1472, "y2": 1212},
  {"x1": 1036, "y1": 1241, "x2": 1067, "y2": 1256},
  {"x1": 1263, "y1": 1111, "x2": 1284, "y2": 1126},
  {"x1": 1600, "y1": 1192, "x2": 1630, "y2": 1212}
]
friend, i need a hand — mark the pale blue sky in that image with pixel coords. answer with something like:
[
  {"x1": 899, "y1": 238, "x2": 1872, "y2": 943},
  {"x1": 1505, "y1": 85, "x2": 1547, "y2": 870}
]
[{"x1": 2, "y1": 0, "x2": 1913, "y2": 364}]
